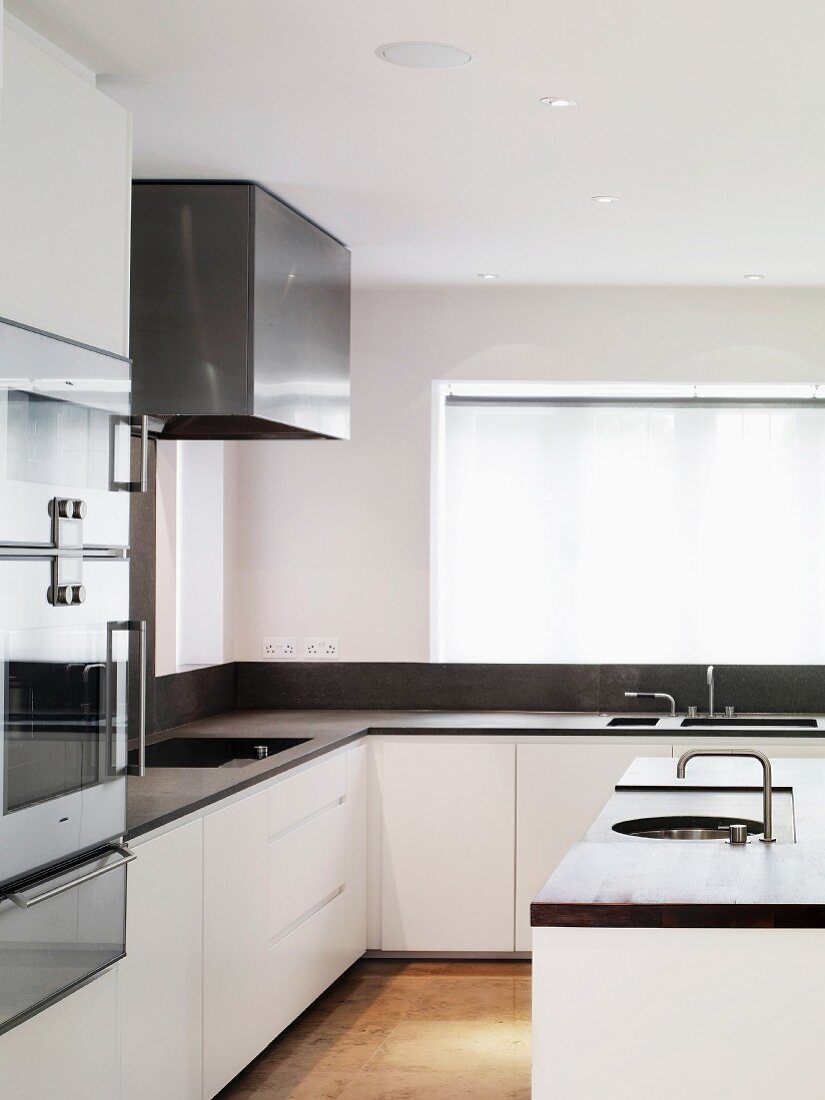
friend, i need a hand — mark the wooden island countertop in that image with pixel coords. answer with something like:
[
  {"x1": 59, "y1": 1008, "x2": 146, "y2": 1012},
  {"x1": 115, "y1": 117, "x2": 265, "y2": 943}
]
[{"x1": 531, "y1": 756, "x2": 825, "y2": 928}]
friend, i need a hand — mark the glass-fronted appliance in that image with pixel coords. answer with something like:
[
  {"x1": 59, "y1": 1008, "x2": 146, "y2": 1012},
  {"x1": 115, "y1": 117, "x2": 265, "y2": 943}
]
[{"x1": 0, "y1": 316, "x2": 144, "y2": 1034}]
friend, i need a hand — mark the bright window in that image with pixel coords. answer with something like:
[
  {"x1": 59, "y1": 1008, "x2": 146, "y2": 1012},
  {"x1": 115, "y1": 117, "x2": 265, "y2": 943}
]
[{"x1": 434, "y1": 384, "x2": 825, "y2": 663}]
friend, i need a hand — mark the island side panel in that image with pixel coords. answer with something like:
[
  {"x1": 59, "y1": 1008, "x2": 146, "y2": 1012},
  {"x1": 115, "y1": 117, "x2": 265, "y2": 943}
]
[{"x1": 532, "y1": 925, "x2": 825, "y2": 1100}]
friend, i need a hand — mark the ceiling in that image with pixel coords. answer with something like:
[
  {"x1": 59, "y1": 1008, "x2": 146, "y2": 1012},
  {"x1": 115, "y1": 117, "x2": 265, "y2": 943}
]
[{"x1": 9, "y1": 0, "x2": 825, "y2": 286}]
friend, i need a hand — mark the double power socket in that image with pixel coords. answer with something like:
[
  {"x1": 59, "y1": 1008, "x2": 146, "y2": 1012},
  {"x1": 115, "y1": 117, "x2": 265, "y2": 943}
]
[{"x1": 263, "y1": 637, "x2": 339, "y2": 660}]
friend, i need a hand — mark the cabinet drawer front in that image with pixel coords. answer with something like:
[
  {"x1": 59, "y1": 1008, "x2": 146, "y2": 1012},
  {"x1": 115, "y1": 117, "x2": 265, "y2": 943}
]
[
  {"x1": 268, "y1": 801, "x2": 346, "y2": 942},
  {"x1": 267, "y1": 753, "x2": 346, "y2": 837},
  {"x1": 265, "y1": 887, "x2": 361, "y2": 1039}
]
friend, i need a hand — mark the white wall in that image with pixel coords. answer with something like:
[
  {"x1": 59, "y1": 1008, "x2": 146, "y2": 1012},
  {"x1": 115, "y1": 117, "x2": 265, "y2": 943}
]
[
  {"x1": 165, "y1": 440, "x2": 236, "y2": 672},
  {"x1": 226, "y1": 286, "x2": 825, "y2": 662}
]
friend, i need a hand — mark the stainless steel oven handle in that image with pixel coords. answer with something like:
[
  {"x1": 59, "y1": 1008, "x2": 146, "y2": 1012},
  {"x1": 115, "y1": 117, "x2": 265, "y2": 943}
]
[
  {"x1": 130, "y1": 620, "x2": 147, "y2": 777},
  {"x1": 137, "y1": 414, "x2": 149, "y2": 493},
  {"x1": 3, "y1": 845, "x2": 136, "y2": 910}
]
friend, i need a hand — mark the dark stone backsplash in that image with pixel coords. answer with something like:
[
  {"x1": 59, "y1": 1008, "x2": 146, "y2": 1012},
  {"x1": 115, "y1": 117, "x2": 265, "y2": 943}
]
[
  {"x1": 150, "y1": 661, "x2": 825, "y2": 733},
  {"x1": 155, "y1": 663, "x2": 236, "y2": 732}
]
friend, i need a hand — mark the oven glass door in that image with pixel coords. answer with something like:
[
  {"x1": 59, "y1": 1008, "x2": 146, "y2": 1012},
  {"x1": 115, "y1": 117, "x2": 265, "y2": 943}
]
[
  {"x1": 0, "y1": 558, "x2": 129, "y2": 885},
  {"x1": 0, "y1": 390, "x2": 131, "y2": 547},
  {"x1": 0, "y1": 843, "x2": 129, "y2": 1034}
]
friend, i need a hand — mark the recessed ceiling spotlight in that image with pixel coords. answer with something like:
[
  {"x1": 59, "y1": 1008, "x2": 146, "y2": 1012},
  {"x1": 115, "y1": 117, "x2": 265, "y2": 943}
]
[
  {"x1": 744, "y1": 273, "x2": 767, "y2": 281},
  {"x1": 476, "y1": 272, "x2": 499, "y2": 280},
  {"x1": 376, "y1": 42, "x2": 473, "y2": 69},
  {"x1": 540, "y1": 97, "x2": 576, "y2": 107},
  {"x1": 591, "y1": 195, "x2": 617, "y2": 203}
]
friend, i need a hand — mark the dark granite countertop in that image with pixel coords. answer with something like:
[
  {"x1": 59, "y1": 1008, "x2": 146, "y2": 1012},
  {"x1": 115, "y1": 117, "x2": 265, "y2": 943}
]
[
  {"x1": 532, "y1": 756, "x2": 825, "y2": 929},
  {"x1": 127, "y1": 708, "x2": 825, "y2": 839}
]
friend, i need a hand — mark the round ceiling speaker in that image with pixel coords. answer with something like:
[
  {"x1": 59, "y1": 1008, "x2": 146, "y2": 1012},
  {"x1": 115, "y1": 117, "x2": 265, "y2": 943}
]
[{"x1": 377, "y1": 42, "x2": 473, "y2": 69}]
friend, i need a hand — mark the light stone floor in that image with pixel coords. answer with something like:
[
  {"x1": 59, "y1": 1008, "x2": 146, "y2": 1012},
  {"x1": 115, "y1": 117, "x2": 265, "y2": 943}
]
[{"x1": 217, "y1": 959, "x2": 532, "y2": 1099}]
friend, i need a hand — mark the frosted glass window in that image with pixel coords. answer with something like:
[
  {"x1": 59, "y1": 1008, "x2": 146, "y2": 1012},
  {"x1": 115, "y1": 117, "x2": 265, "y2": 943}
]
[{"x1": 438, "y1": 402, "x2": 825, "y2": 663}]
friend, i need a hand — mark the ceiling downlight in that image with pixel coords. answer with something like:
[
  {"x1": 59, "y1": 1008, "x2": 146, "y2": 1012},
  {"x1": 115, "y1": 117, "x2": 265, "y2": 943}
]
[
  {"x1": 376, "y1": 42, "x2": 473, "y2": 69},
  {"x1": 540, "y1": 97, "x2": 576, "y2": 108}
]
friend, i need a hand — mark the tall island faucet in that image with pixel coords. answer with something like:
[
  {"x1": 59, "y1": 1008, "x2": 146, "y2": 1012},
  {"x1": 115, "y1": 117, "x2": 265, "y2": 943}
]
[{"x1": 677, "y1": 747, "x2": 776, "y2": 843}]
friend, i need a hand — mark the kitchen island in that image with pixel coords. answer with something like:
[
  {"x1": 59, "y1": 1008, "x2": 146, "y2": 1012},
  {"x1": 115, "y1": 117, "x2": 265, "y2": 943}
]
[{"x1": 531, "y1": 756, "x2": 825, "y2": 1100}]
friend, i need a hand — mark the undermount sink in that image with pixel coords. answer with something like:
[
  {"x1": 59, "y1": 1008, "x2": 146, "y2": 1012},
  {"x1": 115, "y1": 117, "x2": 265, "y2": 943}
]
[
  {"x1": 130, "y1": 736, "x2": 311, "y2": 769},
  {"x1": 607, "y1": 717, "x2": 661, "y2": 727},
  {"x1": 679, "y1": 717, "x2": 817, "y2": 728},
  {"x1": 612, "y1": 814, "x2": 763, "y2": 840}
]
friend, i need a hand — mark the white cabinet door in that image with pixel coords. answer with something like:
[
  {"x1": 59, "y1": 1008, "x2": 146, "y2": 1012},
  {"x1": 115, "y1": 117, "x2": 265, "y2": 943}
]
[
  {"x1": 516, "y1": 741, "x2": 672, "y2": 950},
  {"x1": 0, "y1": 21, "x2": 131, "y2": 354},
  {"x1": 203, "y1": 745, "x2": 367, "y2": 1099},
  {"x1": 381, "y1": 740, "x2": 516, "y2": 952},
  {"x1": 120, "y1": 820, "x2": 203, "y2": 1100},
  {"x1": 203, "y1": 787, "x2": 270, "y2": 1099},
  {"x1": 0, "y1": 969, "x2": 119, "y2": 1099}
]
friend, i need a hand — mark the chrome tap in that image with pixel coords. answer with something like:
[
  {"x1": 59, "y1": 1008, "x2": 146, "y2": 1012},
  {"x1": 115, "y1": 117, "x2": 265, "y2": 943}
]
[
  {"x1": 707, "y1": 665, "x2": 714, "y2": 718},
  {"x1": 624, "y1": 691, "x2": 676, "y2": 716},
  {"x1": 676, "y1": 748, "x2": 775, "y2": 843}
]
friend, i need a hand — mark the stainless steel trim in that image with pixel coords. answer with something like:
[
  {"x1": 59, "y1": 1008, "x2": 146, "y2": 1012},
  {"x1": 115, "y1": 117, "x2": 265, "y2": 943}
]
[
  {"x1": 112, "y1": 415, "x2": 150, "y2": 493},
  {"x1": 138, "y1": 620, "x2": 147, "y2": 775},
  {"x1": 137, "y1": 415, "x2": 149, "y2": 493},
  {"x1": 110, "y1": 619, "x2": 147, "y2": 777},
  {"x1": 2, "y1": 845, "x2": 135, "y2": 910},
  {"x1": 707, "y1": 665, "x2": 715, "y2": 718},
  {"x1": 0, "y1": 545, "x2": 127, "y2": 558}
]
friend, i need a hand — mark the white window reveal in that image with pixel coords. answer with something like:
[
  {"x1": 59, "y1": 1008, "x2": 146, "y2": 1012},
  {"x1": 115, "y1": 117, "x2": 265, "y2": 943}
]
[{"x1": 434, "y1": 384, "x2": 825, "y2": 663}]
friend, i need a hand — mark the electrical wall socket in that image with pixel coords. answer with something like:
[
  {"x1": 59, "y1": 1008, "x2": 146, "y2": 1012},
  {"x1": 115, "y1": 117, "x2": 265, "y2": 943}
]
[
  {"x1": 304, "y1": 637, "x2": 339, "y2": 660},
  {"x1": 262, "y1": 637, "x2": 297, "y2": 660}
]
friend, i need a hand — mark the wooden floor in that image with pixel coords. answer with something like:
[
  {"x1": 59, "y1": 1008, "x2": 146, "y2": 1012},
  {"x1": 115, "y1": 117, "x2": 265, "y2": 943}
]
[{"x1": 218, "y1": 959, "x2": 532, "y2": 1099}]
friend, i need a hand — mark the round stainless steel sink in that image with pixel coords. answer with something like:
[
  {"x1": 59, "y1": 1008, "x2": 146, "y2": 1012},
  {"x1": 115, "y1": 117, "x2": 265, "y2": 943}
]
[{"x1": 612, "y1": 815, "x2": 763, "y2": 840}]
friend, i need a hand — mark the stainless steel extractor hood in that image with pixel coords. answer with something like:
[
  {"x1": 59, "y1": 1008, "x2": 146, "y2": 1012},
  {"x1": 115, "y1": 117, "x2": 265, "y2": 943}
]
[{"x1": 129, "y1": 181, "x2": 350, "y2": 440}]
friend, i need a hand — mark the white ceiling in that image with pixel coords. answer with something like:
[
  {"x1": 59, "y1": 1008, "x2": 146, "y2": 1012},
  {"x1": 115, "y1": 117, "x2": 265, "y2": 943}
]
[{"x1": 9, "y1": 0, "x2": 825, "y2": 286}]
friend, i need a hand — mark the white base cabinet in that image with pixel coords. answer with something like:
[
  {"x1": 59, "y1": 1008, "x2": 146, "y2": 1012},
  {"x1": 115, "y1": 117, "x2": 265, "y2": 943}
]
[
  {"x1": 119, "y1": 819, "x2": 203, "y2": 1100},
  {"x1": 0, "y1": 969, "x2": 119, "y2": 1100},
  {"x1": 379, "y1": 740, "x2": 516, "y2": 952},
  {"x1": 203, "y1": 744, "x2": 367, "y2": 1098}
]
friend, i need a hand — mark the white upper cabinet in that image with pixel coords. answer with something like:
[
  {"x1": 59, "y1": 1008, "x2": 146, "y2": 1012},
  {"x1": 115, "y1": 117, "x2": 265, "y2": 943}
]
[{"x1": 0, "y1": 18, "x2": 131, "y2": 355}]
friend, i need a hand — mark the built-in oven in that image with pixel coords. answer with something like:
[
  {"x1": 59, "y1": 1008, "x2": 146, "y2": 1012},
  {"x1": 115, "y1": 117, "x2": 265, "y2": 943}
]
[{"x1": 0, "y1": 315, "x2": 144, "y2": 1034}]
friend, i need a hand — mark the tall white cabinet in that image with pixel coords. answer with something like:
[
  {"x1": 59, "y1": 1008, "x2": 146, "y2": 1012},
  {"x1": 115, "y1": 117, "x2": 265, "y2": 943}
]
[
  {"x1": 119, "y1": 820, "x2": 204, "y2": 1100},
  {"x1": 0, "y1": 15, "x2": 132, "y2": 354}
]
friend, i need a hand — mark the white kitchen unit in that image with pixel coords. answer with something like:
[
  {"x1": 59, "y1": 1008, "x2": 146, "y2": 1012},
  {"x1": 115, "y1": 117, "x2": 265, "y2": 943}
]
[
  {"x1": 533, "y1": 925, "x2": 825, "y2": 1100},
  {"x1": 515, "y1": 741, "x2": 672, "y2": 950},
  {"x1": 119, "y1": 819, "x2": 203, "y2": 1100},
  {"x1": 0, "y1": 969, "x2": 119, "y2": 1100},
  {"x1": 0, "y1": 15, "x2": 131, "y2": 354},
  {"x1": 379, "y1": 739, "x2": 516, "y2": 952},
  {"x1": 203, "y1": 743, "x2": 367, "y2": 1098}
]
